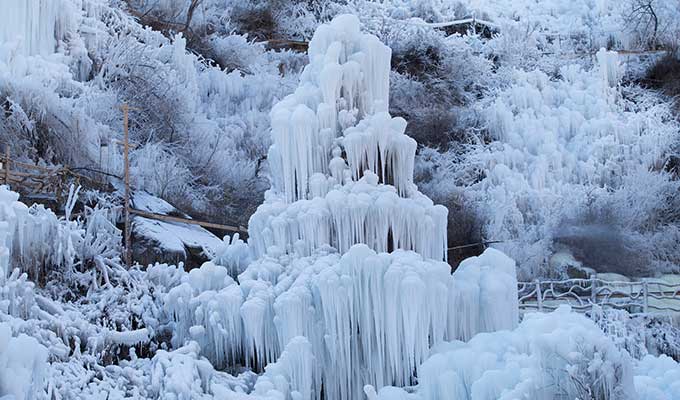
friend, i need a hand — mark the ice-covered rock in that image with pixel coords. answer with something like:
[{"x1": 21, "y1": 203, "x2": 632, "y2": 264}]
[{"x1": 131, "y1": 192, "x2": 223, "y2": 269}]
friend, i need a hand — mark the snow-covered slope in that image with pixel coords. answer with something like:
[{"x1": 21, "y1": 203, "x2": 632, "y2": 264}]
[{"x1": 466, "y1": 50, "x2": 680, "y2": 277}]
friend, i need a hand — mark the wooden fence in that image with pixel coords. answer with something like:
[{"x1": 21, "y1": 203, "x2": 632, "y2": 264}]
[{"x1": 0, "y1": 150, "x2": 248, "y2": 235}]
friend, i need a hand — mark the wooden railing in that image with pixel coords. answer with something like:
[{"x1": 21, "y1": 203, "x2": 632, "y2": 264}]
[
  {"x1": 0, "y1": 152, "x2": 104, "y2": 196},
  {"x1": 130, "y1": 209, "x2": 248, "y2": 235},
  {"x1": 0, "y1": 151, "x2": 248, "y2": 235}
]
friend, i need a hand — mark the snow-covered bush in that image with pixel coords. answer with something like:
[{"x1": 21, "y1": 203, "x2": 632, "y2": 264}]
[
  {"x1": 0, "y1": 0, "x2": 304, "y2": 224},
  {"x1": 591, "y1": 307, "x2": 680, "y2": 362}
]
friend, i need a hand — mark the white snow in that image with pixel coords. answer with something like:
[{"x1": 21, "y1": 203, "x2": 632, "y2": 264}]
[
  {"x1": 133, "y1": 216, "x2": 223, "y2": 261},
  {"x1": 635, "y1": 355, "x2": 680, "y2": 400}
]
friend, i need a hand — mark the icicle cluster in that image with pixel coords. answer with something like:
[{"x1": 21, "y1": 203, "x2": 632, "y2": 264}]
[
  {"x1": 0, "y1": 0, "x2": 62, "y2": 57},
  {"x1": 249, "y1": 173, "x2": 448, "y2": 261},
  {"x1": 251, "y1": 14, "x2": 447, "y2": 261},
  {"x1": 213, "y1": 234, "x2": 252, "y2": 279},
  {"x1": 596, "y1": 48, "x2": 622, "y2": 88},
  {"x1": 166, "y1": 245, "x2": 518, "y2": 400},
  {"x1": 0, "y1": 186, "x2": 75, "y2": 280},
  {"x1": 367, "y1": 306, "x2": 636, "y2": 400},
  {"x1": 162, "y1": 15, "x2": 520, "y2": 400}
]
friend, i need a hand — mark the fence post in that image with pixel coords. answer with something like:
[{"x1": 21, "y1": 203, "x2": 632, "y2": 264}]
[
  {"x1": 643, "y1": 281, "x2": 649, "y2": 313},
  {"x1": 121, "y1": 104, "x2": 132, "y2": 269},
  {"x1": 590, "y1": 275, "x2": 597, "y2": 311},
  {"x1": 535, "y1": 279, "x2": 543, "y2": 312},
  {"x1": 3, "y1": 147, "x2": 9, "y2": 185}
]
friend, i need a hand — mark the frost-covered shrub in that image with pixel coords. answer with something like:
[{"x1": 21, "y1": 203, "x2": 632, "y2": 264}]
[
  {"x1": 130, "y1": 143, "x2": 202, "y2": 208},
  {"x1": 645, "y1": 54, "x2": 680, "y2": 104},
  {"x1": 591, "y1": 307, "x2": 680, "y2": 362},
  {"x1": 203, "y1": 34, "x2": 266, "y2": 73},
  {"x1": 388, "y1": 29, "x2": 493, "y2": 148},
  {"x1": 0, "y1": 58, "x2": 101, "y2": 167},
  {"x1": 557, "y1": 169, "x2": 680, "y2": 276},
  {"x1": 456, "y1": 57, "x2": 680, "y2": 278},
  {"x1": 100, "y1": 34, "x2": 196, "y2": 146},
  {"x1": 1, "y1": 0, "x2": 305, "y2": 225}
]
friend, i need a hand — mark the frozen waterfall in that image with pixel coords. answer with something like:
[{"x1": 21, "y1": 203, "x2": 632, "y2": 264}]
[
  {"x1": 250, "y1": 15, "x2": 448, "y2": 262},
  {"x1": 163, "y1": 14, "x2": 519, "y2": 400}
]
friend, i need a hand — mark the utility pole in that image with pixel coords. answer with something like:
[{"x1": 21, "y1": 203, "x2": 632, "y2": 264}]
[{"x1": 122, "y1": 103, "x2": 132, "y2": 268}]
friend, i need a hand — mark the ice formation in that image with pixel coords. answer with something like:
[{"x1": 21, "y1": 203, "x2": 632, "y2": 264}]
[
  {"x1": 0, "y1": 186, "x2": 76, "y2": 280},
  {"x1": 213, "y1": 233, "x2": 252, "y2": 278},
  {"x1": 469, "y1": 52, "x2": 677, "y2": 276},
  {"x1": 0, "y1": 0, "x2": 62, "y2": 57},
  {"x1": 367, "y1": 306, "x2": 637, "y2": 400},
  {"x1": 165, "y1": 244, "x2": 518, "y2": 400},
  {"x1": 160, "y1": 15, "x2": 520, "y2": 400},
  {"x1": 0, "y1": 323, "x2": 48, "y2": 400},
  {"x1": 635, "y1": 355, "x2": 680, "y2": 400},
  {"x1": 250, "y1": 14, "x2": 447, "y2": 262}
]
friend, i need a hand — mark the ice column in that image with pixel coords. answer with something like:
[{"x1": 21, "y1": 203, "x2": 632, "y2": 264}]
[
  {"x1": 0, "y1": 0, "x2": 61, "y2": 57},
  {"x1": 250, "y1": 14, "x2": 448, "y2": 261}
]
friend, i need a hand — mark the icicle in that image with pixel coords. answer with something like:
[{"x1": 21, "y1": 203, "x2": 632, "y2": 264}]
[
  {"x1": 596, "y1": 48, "x2": 621, "y2": 88},
  {"x1": 0, "y1": 0, "x2": 61, "y2": 57}
]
